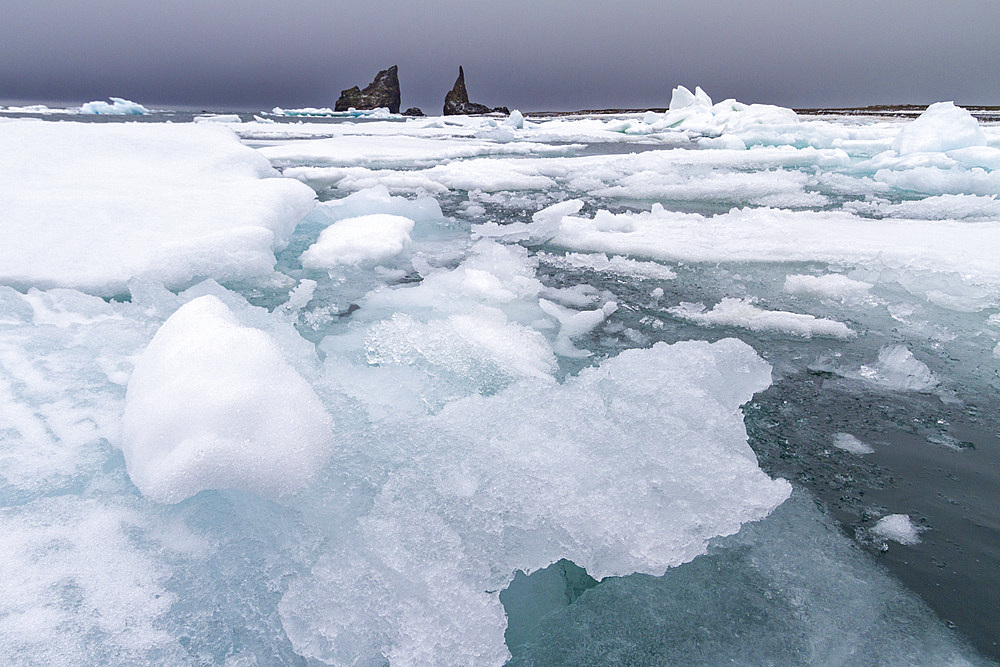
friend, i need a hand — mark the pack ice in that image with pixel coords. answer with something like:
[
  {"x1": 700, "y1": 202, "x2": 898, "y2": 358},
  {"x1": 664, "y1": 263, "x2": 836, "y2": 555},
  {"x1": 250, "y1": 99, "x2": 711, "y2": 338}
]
[
  {"x1": 1, "y1": 90, "x2": 996, "y2": 665},
  {"x1": 0, "y1": 121, "x2": 315, "y2": 295}
]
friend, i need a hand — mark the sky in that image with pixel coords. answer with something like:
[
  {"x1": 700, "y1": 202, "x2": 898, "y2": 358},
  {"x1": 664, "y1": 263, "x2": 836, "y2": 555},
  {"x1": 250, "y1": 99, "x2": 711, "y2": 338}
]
[{"x1": 2, "y1": 0, "x2": 999, "y2": 112}]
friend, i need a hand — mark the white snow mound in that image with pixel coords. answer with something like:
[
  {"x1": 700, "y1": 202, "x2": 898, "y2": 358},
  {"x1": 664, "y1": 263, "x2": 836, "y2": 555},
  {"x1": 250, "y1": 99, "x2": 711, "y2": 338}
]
[
  {"x1": 302, "y1": 214, "x2": 414, "y2": 268},
  {"x1": 892, "y1": 102, "x2": 986, "y2": 155},
  {"x1": 122, "y1": 295, "x2": 333, "y2": 503}
]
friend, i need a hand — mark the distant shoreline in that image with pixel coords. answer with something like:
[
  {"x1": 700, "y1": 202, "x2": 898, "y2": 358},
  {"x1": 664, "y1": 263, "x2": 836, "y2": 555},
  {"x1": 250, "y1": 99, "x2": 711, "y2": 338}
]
[{"x1": 526, "y1": 104, "x2": 1000, "y2": 121}]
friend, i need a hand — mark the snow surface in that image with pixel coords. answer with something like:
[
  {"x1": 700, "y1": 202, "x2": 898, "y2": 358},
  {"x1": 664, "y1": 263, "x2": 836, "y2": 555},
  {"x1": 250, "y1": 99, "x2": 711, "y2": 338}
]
[{"x1": 0, "y1": 121, "x2": 315, "y2": 294}]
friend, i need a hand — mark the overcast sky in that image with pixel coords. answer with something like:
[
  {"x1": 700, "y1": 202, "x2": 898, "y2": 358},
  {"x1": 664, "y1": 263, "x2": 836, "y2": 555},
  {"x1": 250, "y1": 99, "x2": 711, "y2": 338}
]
[{"x1": 3, "y1": 0, "x2": 999, "y2": 112}]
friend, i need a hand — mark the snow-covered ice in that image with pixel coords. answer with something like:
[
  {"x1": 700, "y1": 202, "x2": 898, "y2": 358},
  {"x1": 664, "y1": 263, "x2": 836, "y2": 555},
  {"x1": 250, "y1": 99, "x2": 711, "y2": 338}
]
[
  {"x1": 122, "y1": 295, "x2": 333, "y2": 503},
  {"x1": 0, "y1": 121, "x2": 315, "y2": 295}
]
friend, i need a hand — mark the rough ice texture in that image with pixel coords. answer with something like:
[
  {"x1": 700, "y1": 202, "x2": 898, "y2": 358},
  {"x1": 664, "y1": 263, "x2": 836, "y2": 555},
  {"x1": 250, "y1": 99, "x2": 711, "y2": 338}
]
[
  {"x1": 301, "y1": 214, "x2": 414, "y2": 268},
  {"x1": 0, "y1": 121, "x2": 315, "y2": 294},
  {"x1": 872, "y1": 514, "x2": 923, "y2": 545},
  {"x1": 669, "y1": 298, "x2": 855, "y2": 339},
  {"x1": 832, "y1": 433, "x2": 875, "y2": 455},
  {"x1": 538, "y1": 252, "x2": 677, "y2": 280},
  {"x1": 892, "y1": 102, "x2": 986, "y2": 155},
  {"x1": 280, "y1": 339, "x2": 791, "y2": 665},
  {"x1": 122, "y1": 295, "x2": 333, "y2": 503},
  {"x1": 79, "y1": 97, "x2": 149, "y2": 115},
  {"x1": 0, "y1": 496, "x2": 193, "y2": 663},
  {"x1": 527, "y1": 204, "x2": 1000, "y2": 288}
]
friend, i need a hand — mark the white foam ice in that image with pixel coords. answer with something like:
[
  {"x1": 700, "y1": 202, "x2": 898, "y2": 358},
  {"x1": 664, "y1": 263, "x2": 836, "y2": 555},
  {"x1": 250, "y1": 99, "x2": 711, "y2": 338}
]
[
  {"x1": 122, "y1": 295, "x2": 333, "y2": 503},
  {"x1": 260, "y1": 134, "x2": 575, "y2": 170},
  {"x1": 871, "y1": 514, "x2": 924, "y2": 545},
  {"x1": 79, "y1": 97, "x2": 150, "y2": 115},
  {"x1": 0, "y1": 121, "x2": 316, "y2": 295},
  {"x1": 669, "y1": 298, "x2": 855, "y2": 339},
  {"x1": 0, "y1": 496, "x2": 192, "y2": 663}
]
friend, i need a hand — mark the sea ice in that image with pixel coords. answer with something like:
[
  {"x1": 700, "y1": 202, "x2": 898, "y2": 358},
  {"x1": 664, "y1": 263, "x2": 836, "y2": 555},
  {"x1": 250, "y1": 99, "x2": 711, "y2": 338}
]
[
  {"x1": 892, "y1": 102, "x2": 986, "y2": 155},
  {"x1": 279, "y1": 339, "x2": 791, "y2": 665},
  {"x1": 79, "y1": 97, "x2": 149, "y2": 115},
  {"x1": 871, "y1": 514, "x2": 924, "y2": 545},
  {"x1": 831, "y1": 433, "x2": 875, "y2": 455},
  {"x1": 783, "y1": 273, "x2": 874, "y2": 300},
  {"x1": 0, "y1": 121, "x2": 315, "y2": 295},
  {"x1": 302, "y1": 214, "x2": 414, "y2": 269},
  {"x1": 669, "y1": 298, "x2": 855, "y2": 339},
  {"x1": 122, "y1": 295, "x2": 333, "y2": 503},
  {"x1": 858, "y1": 345, "x2": 938, "y2": 392}
]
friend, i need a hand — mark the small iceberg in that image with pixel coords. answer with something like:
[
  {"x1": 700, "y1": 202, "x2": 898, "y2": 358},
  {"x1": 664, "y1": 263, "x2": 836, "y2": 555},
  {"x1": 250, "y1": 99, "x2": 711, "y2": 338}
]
[{"x1": 79, "y1": 97, "x2": 149, "y2": 115}]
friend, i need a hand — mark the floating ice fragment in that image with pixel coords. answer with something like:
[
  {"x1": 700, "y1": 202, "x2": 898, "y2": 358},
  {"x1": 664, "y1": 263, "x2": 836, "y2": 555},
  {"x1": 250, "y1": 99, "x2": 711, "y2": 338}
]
[
  {"x1": 539, "y1": 298, "x2": 618, "y2": 357},
  {"x1": 783, "y1": 273, "x2": 873, "y2": 301},
  {"x1": 872, "y1": 514, "x2": 924, "y2": 545},
  {"x1": 892, "y1": 102, "x2": 986, "y2": 155},
  {"x1": 859, "y1": 345, "x2": 938, "y2": 392},
  {"x1": 79, "y1": 97, "x2": 149, "y2": 115},
  {"x1": 505, "y1": 109, "x2": 525, "y2": 129},
  {"x1": 537, "y1": 252, "x2": 678, "y2": 280},
  {"x1": 301, "y1": 214, "x2": 414, "y2": 269},
  {"x1": 669, "y1": 298, "x2": 855, "y2": 339},
  {"x1": 122, "y1": 295, "x2": 333, "y2": 503},
  {"x1": 831, "y1": 432, "x2": 875, "y2": 455}
]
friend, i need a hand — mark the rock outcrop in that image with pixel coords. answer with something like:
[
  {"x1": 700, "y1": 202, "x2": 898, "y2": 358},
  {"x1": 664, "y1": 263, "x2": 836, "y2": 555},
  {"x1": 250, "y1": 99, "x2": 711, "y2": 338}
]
[
  {"x1": 443, "y1": 66, "x2": 508, "y2": 115},
  {"x1": 335, "y1": 66, "x2": 401, "y2": 114},
  {"x1": 403, "y1": 107, "x2": 425, "y2": 117}
]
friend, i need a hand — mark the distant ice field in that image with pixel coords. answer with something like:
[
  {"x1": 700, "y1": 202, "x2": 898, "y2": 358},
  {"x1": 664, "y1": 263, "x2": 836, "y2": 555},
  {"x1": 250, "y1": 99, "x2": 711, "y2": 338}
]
[{"x1": 0, "y1": 89, "x2": 998, "y2": 664}]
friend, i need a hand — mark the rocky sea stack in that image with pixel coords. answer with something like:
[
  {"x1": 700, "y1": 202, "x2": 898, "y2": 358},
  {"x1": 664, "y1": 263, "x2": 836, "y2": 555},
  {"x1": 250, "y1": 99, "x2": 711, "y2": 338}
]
[
  {"x1": 335, "y1": 65, "x2": 401, "y2": 114},
  {"x1": 443, "y1": 66, "x2": 508, "y2": 116}
]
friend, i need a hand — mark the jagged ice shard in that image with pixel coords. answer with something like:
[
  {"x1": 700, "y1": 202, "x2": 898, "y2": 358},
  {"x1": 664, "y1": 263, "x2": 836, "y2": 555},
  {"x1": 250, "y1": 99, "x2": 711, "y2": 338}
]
[{"x1": 0, "y1": 90, "x2": 997, "y2": 665}]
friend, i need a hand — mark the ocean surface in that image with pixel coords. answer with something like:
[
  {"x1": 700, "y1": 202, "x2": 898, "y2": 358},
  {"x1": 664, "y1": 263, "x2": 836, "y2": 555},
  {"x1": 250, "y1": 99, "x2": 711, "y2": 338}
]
[{"x1": 0, "y1": 94, "x2": 997, "y2": 665}]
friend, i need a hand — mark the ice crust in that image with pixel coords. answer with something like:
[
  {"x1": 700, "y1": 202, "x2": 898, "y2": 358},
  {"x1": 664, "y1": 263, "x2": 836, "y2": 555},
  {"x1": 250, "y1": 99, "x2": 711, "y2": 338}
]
[
  {"x1": 122, "y1": 295, "x2": 333, "y2": 503},
  {"x1": 0, "y1": 121, "x2": 316, "y2": 295}
]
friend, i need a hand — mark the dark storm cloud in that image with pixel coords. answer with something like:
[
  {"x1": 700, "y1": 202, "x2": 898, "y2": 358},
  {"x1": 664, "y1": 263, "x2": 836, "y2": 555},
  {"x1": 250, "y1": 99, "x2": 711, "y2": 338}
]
[{"x1": 2, "y1": 0, "x2": 998, "y2": 110}]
